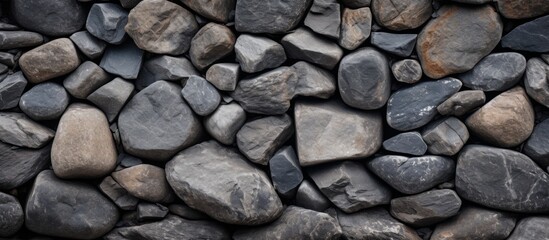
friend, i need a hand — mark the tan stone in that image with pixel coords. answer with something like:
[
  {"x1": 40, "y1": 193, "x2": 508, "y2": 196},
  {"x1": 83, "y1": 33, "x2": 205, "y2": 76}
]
[
  {"x1": 339, "y1": 7, "x2": 372, "y2": 51},
  {"x1": 112, "y1": 164, "x2": 173, "y2": 203},
  {"x1": 496, "y1": 0, "x2": 549, "y2": 19},
  {"x1": 189, "y1": 23, "x2": 235, "y2": 70}
]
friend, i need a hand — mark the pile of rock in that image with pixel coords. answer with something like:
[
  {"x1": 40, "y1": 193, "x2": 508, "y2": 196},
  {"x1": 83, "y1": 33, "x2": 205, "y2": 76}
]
[{"x1": 1, "y1": 0, "x2": 549, "y2": 239}]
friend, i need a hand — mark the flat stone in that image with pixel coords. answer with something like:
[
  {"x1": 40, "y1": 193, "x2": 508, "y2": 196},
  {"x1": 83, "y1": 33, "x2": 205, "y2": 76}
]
[
  {"x1": 118, "y1": 81, "x2": 202, "y2": 161},
  {"x1": 370, "y1": 32, "x2": 417, "y2": 57},
  {"x1": 136, "y1": 55, "x2": 198, "y2": 90},
  {"x1": 235, "y1": 34, "x2": 286, "y2": 73},
  {"x1": 86, "y1": 3, "x2": 128, "y2": 44},
  {"x1": 236, "y1": 114, "x2": 293, "y2": 165},
  {"x1": 430, "y1": 206, "x2": 516, "y2": 240},
  {"x1": 0, "y1": 31, "x2": 43, "y2": 50},
  {"x1": 391, "y1": 59, "x2": 422, "y2": 84},
  {"x1": 204, "y1": 102, "x2": 246, "y2": 145},
  {"x1": 382, "y1": 132, "x2": 427, "y2": 156},
  {"x1": 0, "y1": 72, "x2": 27, "y2": 110},
  {"x1": 0, "y1": 112, "x2": 54, "y2": 149},
  {"x1": 100, "y1": 40, "x2": 144, "y2": 79},
  {"x1": 292, "y1": 61, "x2": 336, "y2": 99},
  {"x1": 269, "y1": 146, "x2": 303, "y2": 197},
  {"x1": 20, "y1": 82, "x2": 69, "y2": 120},
  {"x1": 205, "y1": 63, "x2": 239, "y2": 91},
  {"x1": 337, "y1": 207, "x2": 421, "y2": 240},
  {"x1": 371, "y1": 0, "x2": 431, "y2": 31},
  {"x1": 466, "y1": 87, "x2": 534, "y2": 147},
  {"x1": 339, "y1": 7, "x2": 372, "y2": 50},
  {"x1": 87, "y1": 78, "x2": 135, "y2": 122},
  {"x1": 119, "y1": 0, "x2": 142, "y2": 8},
  {"x1": 168, "y1": 203, "x2": 210, "y2": 220},
  {"x1": 0, "y1": 192, "x2": 24, "y2": 237},
  {"x1": 437, "y1": 90, "x2": 486, "y2": 116},
  {"x1": 282, "y1": 28, "x2": 343, "y2": 70},
  {"x1": 0, "y1": 142, "x2": 50, "y2": 190},
  {"x1": 165, "y1": 141, "x2": 283, "y2": 225},
  {"x1": 235, "y1": 0, "x2": 311, "y2": 34},
  {"x1": 338, "y1": 47, "x2": 390, "y2": 110},
  {"x1": 387, "y1": 78, "x2": 462, "y2": 131},
  {"x1": 99, "y1": 176, "x2": 139, "y2": 210},
  {"x1": 63, "y1": 61, "x2": 110, "y2": 99},
  {"x1": 19, "y1": 38, "x2": 80, "y2": 83},
  {"x1": 181, "y1": 76, "x2": 221, "y2": 116},
  {"x1": 126, "y1": 0, "x2": 198, "y2": 55},
  {"x1": 459, "y1": 52, "x2": 527, "y2": 91},
  {"x1": 422, "y1": 117, "x2": 469, "y2": 156},
  {"x1": 525, "y1": 58, "x2": 549, "y2": 108},
  {"x1": 137, "y1": 203, "x2": 168, "y2": 221},
  {"x1": 180, "y1": 0, "x2": 234, "y2": 22},
  {"x1": 69, "y1": 31, "x2": 106, "y2": 59},
  {"x1": 417, "y1": 5, "x2": 502, "y2": 79},
  {"x1": 304, "y1": 0, "x2": 341, "y2": 39},
  {"x1": 52, "y1": 104, "x2": 117, "y2": 179},
  {"x1": 508, "y1": 217, "x2": 549, "y2": 240},
  {"x1": 308, "y1": 161, "x2": 392, "y2": 213},
  {"x1": 0, "y1": 23, "x2": 19, "y2": 31},
  {"x1": 524, "y1": 119, "x2": 549, "y2": 167},
  {"x1": 295, "y1": 180, "x2": 331, "y2": 212},
  {"x1": 112, "y1": 164, "x2": 173, "y2": 203},
  {"x1": 456, "y1": 145, "x2": 549, "y2": 213},
  {"x1": 368, "y1": 155, "x2": 455, "y2": 194},
  {"x1": 190, "y1": 23, "x2": 235, "y2": 70},
  {"x1": 390, "y1": 189, "x2": 462, "y2": 227},
  {"x1": 495, "y1": 0, "x2": 549, "y2": 19},
  {"x1": 295, "y1": 99, "x2": 382, "y2": 166},
  {"x1": 26, "y1": 170, "x2": 119, "y2": 239},
  {"x1": 11, "y1": 0, "x2": 86, "y2": 36}
]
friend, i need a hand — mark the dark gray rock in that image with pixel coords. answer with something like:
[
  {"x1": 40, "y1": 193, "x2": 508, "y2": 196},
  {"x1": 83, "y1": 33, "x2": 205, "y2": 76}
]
[
  {"x1": 437, "y1": 90, "x2": 486, "y2": 116},
  {"x1": 206, "y1": 63, "x2": 239, "y2": 91},
  {"x1": 235, "y1": 0, "x2": 311, "y2": 34},
  {"x1": 118, "y1": 153, "x2": 142, "y2": 168},
  {"x1": 11, "y1": 0, "x2": 86, "y2": 37},
  {"x1": 0, "y1": 53, "x2": 14, "y2": 67},
  {"x1": 340, "y1": 0, "x2": 369, "y2": 8},
  {"x1": 235, "y1": 34, "x2": 286, "y2": 73},
  {"x1": 136, "y1": 55, "x2": 198, "y2": 90},
  {"x1": 269, "y1": 146, "x2": 303, "y2": 197},
  {"x1": 422, "y1": 117, "x2": 469, "y2": 156},
  {"x1": 0, "y1": 192, "x2": 24, "y2": 237},
  {"x1": 387, "y1": 78, "x2": 462, "y2": 131},
  {"x1": 0, "y1": 112, "x2": 54, "y2": 149},
  {"x1": 100, "y1": 40, "x2": 144, "y2": 79},
  {"x1": 304, "y1": 0, "x2": 341, "y2": 39},
  {"x1": 502, "y1": 15, "x2": 549, "y2": 53},
  {"x1": 64, "y1": 61, "x2": 110, "y2": 99},
  {"x1": 99, "y1": 176, "x2": 139, "y2": 210},
  {"x1": 372, "y1": 0, "x2": 431, "y2": 31},
  {"x1": 118, "y1": 81, "x2": 202, "y2": 161},
  {"x1": 456, "y1": 145, "x2": 549, "y2": 213},
  {"x1": 233, "y1": 206, "x2": 341, "y2": 240},
  {"x1": 165, "y1": 141, "x2": 283, "y2": 225},
  {"x1": 204, "y1": 103, "x2": 246, "y2": 145},
  {"x1": 181, "y1": 76, "x2": 221, "y2": 116},
  {"x1": 180, "y1": 0, "x2": 234, "y2": 22},
  {"x1": 70, "y1": 31, "x2": 106, "y2": 60},
  {"x1": 338, "y1": 47, "x2": 390, "y2": 110},
  {"x1": 339, "y1": 7, "x2": 372, "y2": 50},
  {"x1": 25, "y1": 170, "x2": 119, "y2": 239},
  {"x1": 0, "y1": 31, "x2": 43, "y2": 50},
  {"x1": 383, "y1": 132, "x2": 427, "y2": 156},
  {"x1": 524, "y1": 58, "x2": 549, "y2": 108},
  {"x1": 370, "y1": 32, "x2": 417, "y2": 57},
  {"x1": 86, "y1": 3, "x2": 128, "y2": 44},
  {"x1": 0, "y1": 72, "x2": 27, "y2": 110},
  {"x1": 111, "y1": 164, "x2": 174, "y2": 203},
  {"x1": 168, "y1": 203, "x2": 209, "y2": 220},
  {"x1": 368, "y1": 155, "x2": 455, "y2": 194},
  {"x1": 391, "y1": 59, "x2": 423, "y2": 84},
  {"x1": 390, "y1": 189, "x2": 462, "y2": 227},
  {"x1": 524, "y1": 119, "x2": 549, "y2": 167},
  {"x1": 508, "y1": 217, "x2": 549, "y2": 240},
  {"x1": 88, "y1": 78, "x2": 135, "y2": 123},
  {"x1": 281, "y1": 28, "x2": 343, "y2": 70},
  {"x1": 0, "y1": 64, "x2": 6, "y2": 75},
  {"x1": 308, "y1": 161, "x2": 391, "y2": 213},
  {"x1": 0, "y1": 142, "x2": 50, "y2": 190},
  {"x1": 20, "y1": 82, "x2": 69, "y2": 121},
  {"x1": 459, "y1": 52, "x2": 526, "y2": 91},
  {"x1": 189, "y1": 23, "x2": 235, "y2": 70},
  {"x1": 292, "y1": 61, "x2": 336, "y2": 99},
  {"x1": 495, "y1": 0, "x2": 549, "y2": 19},
  {"x1": 119, "y1": 0, "x2": 142, "y2": 8},
  {"x1": 295, "y1": 180, "x2": 331, "y2": 212},
  {"x1": 0, "y1": 23, "x2": 19, "y2": 31},
  {"x1": 137, "y1": 203, "x2": 169, "y2": 221}
]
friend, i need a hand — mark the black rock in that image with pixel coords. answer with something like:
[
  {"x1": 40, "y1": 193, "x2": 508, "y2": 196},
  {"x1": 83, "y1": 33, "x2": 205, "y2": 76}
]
[
  {"x1": 0, "y1": 31, "x2": 43, "y2": 50},
  {"x1": 181, "y1": 76, "x2": 221, "y2": 116},
  {"x1": 0, "y1": 142, "x2": 50, "y2": 190},
  {"x1": 0, "y1": 72, "x2": 27, "y2": 110},
  {"x1": 64, "y1": 61, "x2": 110, "y2": 99},
  {"x1": 99, "y1": 176, "x2": 139, "y2": 211},
  {"x1": 100, "y1": 41, "x2": 144, "y2": 80},
  {"x1": 422, "y1": 117, "x2": 469, "y2": 156},
  {"x1": 19, "y1": 82, "x2": 69, "y2": 121},
  {"x1": 69, "y1": 31, "x2": 107, "y2": 59},
  {"x1": 390, "y1": 189, "x2": 462, "y2": 227},
  {"x1": 0, "y1": 192, "x2": 24, "y2": 237},
  {"x1": 458, "y1": 52, "x2": 527, "y2": 91},
  {"x1": 11, "y1": 0, "x2": 86, "y2": 37},
  {"x1": 269, "y1": 146, "x2": 303, "y2": 197},
  {"x1": 304, "y1": 0, "x2": 341, "y2": 39},
  {"x1": 295, "y1": 180, "x2": 331, "y2": 212},
  {"x1": 87, "y1": 78, "x2": 135, "y2": 123},
  {"x1": 136, "y1": 55, "x2": 198, "y2": 90},
  {"x1": 524, "y1": 119, "x2": 549, "y2": 167},
  {"x1": 86, "y1": 3, "x2": 128, "y2": 44},
  {"x1": 337, "y1": 207, "x2": 421, "y2": 240},
  {"x1": 137, "y1": 203, "x2": 169, "y2": 221},
  {"x1": 507, "y1": 217, "x2": 549, "y2": 240},
  {"x1": 370, "y1": 32, "x2": 417, "y2": 57},
  {"x1": 502, "y1": 15, "x2": 549, "y2": 53},
  {"x1": 235, "y1": 0, "x2": 312, "y2": 34},
  {"x1": 382, "y1": 132, "x2": 427, "y2": 156}
]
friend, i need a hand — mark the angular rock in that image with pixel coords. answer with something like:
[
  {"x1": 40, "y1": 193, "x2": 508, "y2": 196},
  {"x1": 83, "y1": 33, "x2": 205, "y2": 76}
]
[
  {"x1": 100, "y1": 41, "x2": 144, "y2": 79},
  {"x1": 390, "y1": 189, "x2": 461, "y2": 227},
  {"x1": 235, "y1": 34, "x2": 286, "y2": 73},
  {"x1": 292, "y1": 61, "x2": 336, "y2": 99},
  {"x1": 190, "y1": 23, "x2": 235, "y2": 70},
  {"x1": 0, "y1": 72, "x2": 27, "y2": 110},
  {"x1": 370, "y1": 32, "x2": 417, "y2": 57},
  {"x1": 181, "y1": 76, "x2": 221, "y2": 116},
  {"x1": 236, "y1": 114, "x2": 293, "y2": 165},
  {"x1": 70, "y1": 31, "x2": 106, "y2": 59},
  {"x1": 508, "y1": 217, "x2": 549, "y2": 240},
  {"x1": 459, "y1": 52, "x2": 526, "y2": 91},
  {"x1": 205, "y1": 63, "x2": 239, "y2": 91},
  {"x1": 166, "y1": 141, "x2": 283, "y2": 225},
  {"x1": 0, "y1": 31, "x2": 43, "y2": 50},
  {"x1": 368, "y1": 155, "x2": 455, "y2": 194},
  {"x1": 282, "y1": 28, "x2": 343, "y2": 70},
  {"x1": 87, "y1": 78, "x2": 135, "y2": 122},
  {"x1": 496, "y1": 0, "x2": 549, "y2": 19},
  {"x1": 118, "y1": 81, "x2": 202, "y2": 161},
  {"x1": 371, "y1": 0, "x2": 431, "y2": 31},
  {"x1": 112, "y1": 164, "x2": 173, "y2": 203},
  {"x1": 339, "y1": 7, "x2": 372, "y2": 50},
  {"x1": 524, "y1": 119, "x2": 549, "y2": 167},
  {"x1": 0, "y1": 192, "x2": 24, "y2": 237},
  {"x1": 86, "y1": 3, "x2": 128, "y2": 44},
  {"x1": 136, "y1": 55, "x2": 198, "y2": 90},
  {"x1": 304, "y1": 0, "x2": 341, "y2": 39},
  {"x1": 235, "y1": 0, "x2": 311, "y2": 34},
  {"x1": 11, "y1": 0, "x2": 86, "y2": 36},
  {"x1": 269, "y1": 146, "x2": 303, "y2": 197},
  {"x1": 137, "y1": 203, "x2": 169, "y2": 221},
  {"x1": 63, "y1": 61, "x2": 110, "y2": 99},
  {"x1": 168, "y1": 203, "x2": 210, "y2": 220},
  {"x1": 20, "y1": 82, "x2": 69, "y2": 121},
  {"x1": 422, "y1": 117, "x2": 469, "y2": 156},
  {"x1": 204, "y1": 102, "x2": 246, "y2": 145},
  {"x1": 126, "y1": 0, "x2": 198, "y2": 55},
  {"x1": 391, "y1": 59, "x2": 422, "y2": 84},
  {"x1": 338, "y1": 47, "x2": 390, "y2": 110},
  {"x1": 387, "y1": 78, "x2": 462, "y2": 131},
  {"x1": 99, "y1": 176, "x2": 139, "y2": 210},
  {"x1": 437, "y1": 90, "x2": 486, "y2": 116},
  {"x1": 337, "y1": 207, "x2": 421, "y2": 240},
  {"x1": 180, "y1": 0, "x2": 234, "y2": 22},
  {"x1": 308, "y1": 161, "x2": 391, "y2": 212},
  {"x1": 0, "y1": 112, "x2": 54, "y2": 149},
  {"x1": 525, "y1": 58, "x2": 549, "y2": 108},
  {"x1": 0, "y1": 52, "x2": 15, "y2": 67},
  {"x1": 19, "y1": 38, "x2": 80, "y2": 83},
  {"x1": 416, "y1": 5, "x2": 502, "y2": 79},
  {"x1": 383, "y1": 132, "x2": 427, "y2": 156},
  {"x1": 295, "y1": 180, "x2": 331, "y2": 212},
  {"x1": 0, "y1": 142, "x2": 50, "y2": 190},
  {"x1": 466, "y1": 87, "x2": 534, "y2": 147}
]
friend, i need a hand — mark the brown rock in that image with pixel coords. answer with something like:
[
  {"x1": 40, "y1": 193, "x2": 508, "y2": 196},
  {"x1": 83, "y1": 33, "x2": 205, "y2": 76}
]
[
  {"x1": 19, "y1": 38, "x2": 80, "y2": 83},
  {"x1": 339, "y1": 7, "x2": 372, "y2": 51},
  {"x1": 371, "y1": 0, "x2": 432, "y2": 31},
  {"x1": 495, "y1": 0, "x2": 549, "y2": 19},
  {"x1": 189, "y1": 23, "x2": 235, "y2": 70},
  {"x1": 112, "y1": 164, "x2": 173, "y2": 203},
  {"x1": 180, "y1": 0, "x2": 235, "y2": 22}
]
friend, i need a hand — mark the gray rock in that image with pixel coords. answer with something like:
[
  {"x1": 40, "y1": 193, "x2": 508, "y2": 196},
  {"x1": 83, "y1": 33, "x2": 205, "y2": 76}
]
[
  {"x1": 339, "y1": 7, "x2": 372, "y2": 50},
  {"x1": 235, "y1": 0, "x2": 311, "y2": 34},
  {"x1": 125, "y1": 0, "x2": 198, "y2": 55},
  {"x1": 136, "y1": 55, "x2": 198, "y2": 90},
  {"x1": 338, "y1": 47, "x2": 390, "y2": 110},
  {"x1": 370, "y1": 32, "x2": 417, "y2": 57},
  {"x1": 0, "y1": 112, "x2": 54, "y2": 149},
  {"x1": 292, "y1": 61, "x2": 336, "y2": 99},
  {"x1": 456, "y1": 145, "x2": 549, "y2": 213},
  {"x1": 0, "y1": 23, "x2": 19, "y2": 31},
  {"x1": 502, "y1": 15, "x2": 549, "y2": 53},
  {"x1": 422, "y1": 117, "x2": 469, "y2": 156},
  {"x1": 459, "y1": 52, "x2": 526, "y2": 91},
  {"x1": 383, "y1": 132, "x2": 427, "y2": 156},
  {"x1": 390, "y1": 189, "x2": 462, "y2": 227},
  {"x1": 63, "y1": 61, "x2": 110, "y2": 99},
  {"x1": 25, "y1": 170, "x2": 119, "y2": 239},
  {"x1": 0, "y1": 192, "x2": 24, "y2": 237},
  {"x1": 295, "y1": 180, "x2": 331, "y2": 212},
  {"x1": 235, "y1": 34, "x2": 286, "y2": 73},
  {"x1": 295, "y1": 99, "x2": 382, "y2": 166},
  {"x1": 181, "y1": 76, "x2": 221, "y2": 116},
  {"x1": 118, "y1": 81, "x2": 202, "y2": 161},
  {"x1": 99, "y1": 176, "x2": 139, "y2": 210},
  {"x1": 282, "y1": 28, "x2": 343, "y2": 70},
  {"x1": 508, "y1": 217, "x2": 549, "y2": 240},
  {"x1": 189, "y1": 23, "x2": 235, "y2": 70},
  {"x1": 391, "y1": 59, "x2": 423, "y2": 84},
  {"x1": 168, "y1": 203, "x2": 210, "y2": 220},
  {"x1": 69, "y1": 31, "x2": 106, "y2": 59},
  {"x1": 11, "y1": 0, "x2": 86, "y2": 37},
  {"x1": 0, "y1": 52, "x2": 15, "y2": 67},
  {"x1": 137, "y1": 203, "x2": 169, "y2": 221},
  {"x1": 431, "y1": 206, "x2": 516, "y2": 240},
  {"x1": 204, "y1": 102, "x2": 246, "y2": 145},
  {"x1": 308, "y1": 161, "x2": 391, "y2": 213},
  {"x1": 269, "y1": 146, "x2": 303, "y2": 197},
  {"x1": 437, "y1": 90, "x2": 486, "y2": 116},
  {"x1": 100, "y1": 40, "x2": 144, "y2": 79},
  {"x1": 524, "y1": 119, "x2": 549, "y2": 167},
  {"x1": 112, "y1": 164, "x2": 173, "y2": 203},
  {"x1": 86, "y1": 3, "x2": 128, "y2": 44},
  {"x1": 543, "y1": 54, "x2": 549, "y2": 64},
  {"x1": 231, "y1": 67, "x2": 297, "y2": 115},
  {"x1": 0, "y1": 72, "x2": 27, "y2": 110},
  {"x1": 337, "y1": 207, "x2": 421, "y2": 240},
  {"x1": 387, "y1": 78, "x2": 462, "y2": 131},
  {"x1": 205, "y1": 63, "x2": 239, "y2": 91},
  {"x1": 368, "y1": 155, "x2": 455, "y2": 194},
  {"x1": 0, "y1": 142, "x2": 50, "y2": 190},
  {"x1": 87, "y1": 78, "x2": 135, "y2": 122},
  {"x1": 165, "y1": 141, "x2": 283, "y2": 225},
  {"x1": 0, "y1": 31, "x2": 43, "y2": 50},
  {"x1": 0, "y1": 64, "x2": 6, "y2": 75},
  {"x1": 371, "y1": 0, "x2": 431, "y2": 31},
  {"x1": 20, "y1": 82, "x2": 69, "y2": 120},
  {"x1": 118, "y1": 153, "x2": 143, "y2": 168},
  {"x1": 119, "y1": 0, "x2": 142, "y2": 8},
  {"x1": 304, "y1": 0, "x2": 341, "y2": 39},
  {"x1": 180, "y1": 0, "x2": 234, "y2": 22},
  {"x1": 495, "y1": 0, "x2": 549, "y2": 19},
  {"x1": 525, "y1": 58, "x2": 549, "y2": 108}
]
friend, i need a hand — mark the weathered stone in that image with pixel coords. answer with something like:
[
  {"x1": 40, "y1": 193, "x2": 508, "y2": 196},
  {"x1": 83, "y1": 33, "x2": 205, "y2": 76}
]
[
  {"x1": 20, "y1": 82, "x2": 69, "y2": 121},
  {"x1": 100, "y1": 41, "x2": 144, "y2": 79},
  {"x1": 339, "y1": 7, "x2": 372, "y2": 50},
  {"x1": 292, "y1": 61, "x2": 336, "y2": 99},
  {"x1": 26, "y1": 170, "x2": 119, "y2": 239},
  {"x1": 136, "y1": 55, "x2": 198, "y2": 90},
  {"x1": 112, "y1": 164, "x2": 173, "y2": 203},
  {"x1": 308, "y1": 161, "x2": 391, "y2": 213},
  {"x1": 181, "y1": 76, "x2": 221, "y2": 116},
  {"x1": 459, "y1": 52, "x2": 526, "y2": 91},
  {"x1": 180, "y1": 0, "x2": 234, "y2": 22},
  {"x1": 417, "y1": 5, "x2": 502, "y2": 79},
  {"x1": 190, "y1": 23, "x2": 235, "y2": 70},
  {"x1": 0, "y1": 72, "x2": 27, "y2": 110},
  {"x1": 269, "y1": 146, "x2": 303, "y2": 197},
  {"x1": 126, "y1": 0, "x2": 198, "y2": 55},
  {"x1": 70, "y1": 31, "x2": 106, "y2": 59},
  {"x1": 371, "y1": 0, "x2": 431, "y2": 31},
  {"x1": 422, "y1": 117, "x2": 469, "y2": 156},
  {"x1": 507, "y1": 217, "x2": 549, "y2": 240},
  {"x1": 340, "y1": 0, "x2": 370, "y2": 8},
  {"x1": 137, "y1": 203, "x2": 169, "y2": 221},
  {"x1": 466, "y1": 87, "x2": 534, "y2": 147},
  {"x1": 206, "y1": 63, "x2": 239, "y2": 91},
  {"x1": 502, "y1": 16, "x2": 549, "y2": 51},
  {"x1": 391, "y1": 59, "x2": 422, "y2": 84},
  {"x1": 338, "y1": 47, "x2": 390, "y2": 110},
  {"x1": 437, "y1": 90, "x2": 486, "y2": 116},
  {"x1": 19, "y1": 38, "x2": 80, "y2": 83},
  {"x1": 0, "y1": 142, "x2": 50, "y2": 190},
  {"x1": 390, "y1": 189, "x2": 461, "y2": 227},
  {"x1": 119, "y1": 0, "x2": 142, "y2": 8},
  {"x1": 281, "y1": 28, "x2": 343, "y2": 70},
  {"x1": 166, "y1": 141, "x2": 283, "y2": 225},
  {"x1": 168, "y1": 203, "x2": 210, "y2": 220},
  {"x1": 235, "y1": 0, "x2": 311, "y2": 34},
  {"x1": 118, "y1": 81, "x2": 202, "y2": 161},
  {"x1": 63, "y1": 61, "x2": 110, "y2": 99},
  {"x1": 387, "y1": 78, "x2": 462, "y2": 131},
  {"x1": 235, "y1": 34, "x2": 286, "y2": 73},
  {"x1": 495, "y1": 0, "x2": 549, "y2": 19},
  {"x1": 525, "y1": 58, "x2": 549, "y2": 108},
  {"x1": 337, "y1": 207, "x2": 421, "y2": 240},
  {"x1": 370, "y1": 32, "x2": 417, "y2": 57},
  {"x1": 0, "y1": 112, "x2": 54, "y2": 149},
  {"x1": 87, "y1": 78, "x2": 135, "y2": 123},
  {"x1": 11, "y1": 0, "x2": 86, "y2": 36},
  {"x1": 0, "y1": 52, "x2": 14, "y2": 67},
  {"x1": 450, "y1": 0, "x2": 491, "y2": 3},
  {"x1": 204, "y1": 102, "x2": 246, "y2": 145},
  {"x1": 304, "y1": 0, "x2": 341, "y2": 39},
  {"x1": 368, "y1": 155, "x2": 455, "y2": 194},
  {"x1": 86, "y1": 3, "x2": 128, "y2": 44},
  {"x1": 0, "y1": 31, "x2": 43, "y2": 50},
  {"x1": 383, "y1": 132, "x2": 427, "y2": 156},
  {"x1": 0, "y1": 192, "x2": 24, "y2": 237},
  {"x1": 99, "y1": 176, "x2": 139, "y2": 210},
  {"x1": 295, "y1": 180, "x2": 331, "y2": 212},
  {"x1": 524, "y1": 119, "x2": 549, "y2": 167}
]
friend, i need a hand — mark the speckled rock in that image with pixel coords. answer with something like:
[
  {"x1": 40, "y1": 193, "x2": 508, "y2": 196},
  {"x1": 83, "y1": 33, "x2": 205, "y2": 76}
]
[
  {"x1": 390, "y1": 189, "x2": 462, "y2": 227},
  {"x1": 235, "y1": 0, "x2": 311, "y2": 34}
]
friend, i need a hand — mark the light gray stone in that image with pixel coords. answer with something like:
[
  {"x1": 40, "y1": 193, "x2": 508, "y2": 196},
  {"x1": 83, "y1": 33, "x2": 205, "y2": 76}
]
[
  {"x1": 181, "y1": 76, "x2": 221, "y2": 116},
  {"x1": 87, "y1": 78, "x2": 135, "y2": 122},
  {"x1": 304, "y1": 0, "x2": 341, "y2": 39},
  {"x1": 292, "y1": 61, "x2": 336, "y2": 99},
  {"x1": 204, "y1": 102, "x2": 246, "y2": 145},
  {"x1": 205, "y1": 63, "x2": 239, "y2": 91},
  {"x1": 281, "y1": 28, "x2": 343, "y2": 70},
  {"x1": 235, "y1": 34, "x2": 286, "y2": 73}
]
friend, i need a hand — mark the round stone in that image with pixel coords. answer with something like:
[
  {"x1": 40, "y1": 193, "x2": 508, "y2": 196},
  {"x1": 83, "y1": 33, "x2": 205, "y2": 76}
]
[{"x1": 19, "y1": 82, "x2": 69, "y2": 121}]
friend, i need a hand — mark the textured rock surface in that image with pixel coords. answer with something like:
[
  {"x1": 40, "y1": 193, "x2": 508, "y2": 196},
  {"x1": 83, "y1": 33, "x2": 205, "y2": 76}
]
[
  {"x1": 0, "y1": 112, "x2": 54, "y2": 149},
  {"x1": 371, "y1": 0, "x2": 431, "y2": 31},
  {"x1": 508, "y1": 217, "x2": 549, "y2": 240},
  {"x1": 235, "y1": 0, "x2": 311, "y2": 34},
  {"x1": 190, "y1": 23, "x2": 235, "y2": 70},
  {"x1": 501, "y1": 15, "x2": 549, "y2": 53},
  {"x1": 0, "y1": 72, "x2": 27, "y2": 110},
  {"x1": 339, "y1": 7, "x2": 372, "y2": 50},
  {"x1": 70, "y1": 31, "x2": 106, "y2": 59},
  {"x1": 63, "y1": 61, "x2": 110, "y2": 99},
  {"x1": 100, "y1": 40, "x2": 144, "y2": 79},
  {"x1": 0, "y1": 192, "x2": 24, "y2": 237},
  {"x1": 391, "y1": 59, "x2": 422, "y2": 84},
  {"x1": 524, "y1": 119, "x2": 549, "y2": 167},
  {"x1": 86, "y1": 3, "x2": 128, "y2": 44},
  {"x1": 180, "y1": 0, "x2": 234, "y2": 22},
  {"x1": 383, "y1": 132, "x2": 427, "y2": 156},
  {"x1": 370, "y1": 32, "x2": 417, "y2": 57},
  {"x1": 0, "y1": 31, "x2": 43, "y2": 50},
  {"x1": 390, "y1": 189, "x2": 461, "y2": 227},
  {"x1": 11, "y1": 0, "x2": 86, "y2": 36},
  {"x1": 206, "y1": 63, "x2": 239, "y2": 91},
  {"x1": 136, "y1": 55, "x2": 198, "y2": 90},
  {"x1": 524, "y1": 58, "x2": 549, "y2": 108},
  {"x1": 495, "y1": 0, "x2": 549, "y2": 19},
  {"x1": 459, "y1": 52, "x2": 526, "y2": 92},
  {"x1": 204, "y1": 102, "x2": 246, "y2": 145},
  {"x1": 295, "y1": 180, "x2": 331, "y2": 212},
  {"x1": 337, "y1": 207, "x2": 421, "y2": 240},
  {"x1": 437, "y1": 90, "x2": 486, "y2": 116},
  {"x1": 19, "y1": 38, "x2": 80, "y2": 83},
  {"x1": 292, "y1": 61, "x2": 336, "y2": 99},
  {"x1": 112, "y1": 164, "x2": 173, "y2": 203},
  {"x1": 281, "y1": 28, "x2": 343, "y2": 70},
  {"x1": 99, "y1": 176, "x2": 139, "y2": 210},
  {"x1": 269, "y1": 146, "x2": 303, "y2": 197},
  {"x1": 20, "y1": 82, "x2": 69, "y2": 120},
  {"x1": 235, "y1": 34, "x2": 286, "y2": 73},
  {"x1": 181, "y1": 75, "x2": 221, "y2": 116},
  {"x1": 304, "y1": 0, "x2": 341, "y2": 39},
  {"x1": 422, "y1": 117, "x2": 469, "y2": 156},
  {"x1": 87, "y1": 78, "x2": 135, "y2": 122},
  {"x1": 0, "y1": 142, "x2": 50, "y2": 190}
]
